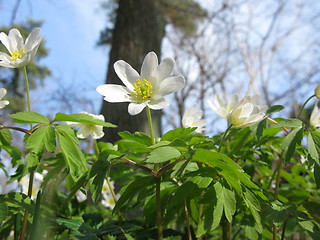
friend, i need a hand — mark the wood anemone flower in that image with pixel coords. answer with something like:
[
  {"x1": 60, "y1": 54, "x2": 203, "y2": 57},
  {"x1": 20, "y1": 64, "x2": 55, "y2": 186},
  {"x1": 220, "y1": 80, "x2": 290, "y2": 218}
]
[
  {"x1": 0, "y1": 28, "x2": 42, "y2": 68},
  {"x1": 96, "y1": 51, "x2": 186, "y2": 115}
]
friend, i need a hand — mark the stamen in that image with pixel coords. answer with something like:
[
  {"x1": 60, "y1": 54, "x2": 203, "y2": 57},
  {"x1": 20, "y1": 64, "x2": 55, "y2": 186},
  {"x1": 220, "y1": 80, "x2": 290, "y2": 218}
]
[
  {"x1": 10, "y1": 48, "x2": 26, "y2": 61},
  {"x1": 133, "y1": 79, "x2": 153, "y2": 100}
]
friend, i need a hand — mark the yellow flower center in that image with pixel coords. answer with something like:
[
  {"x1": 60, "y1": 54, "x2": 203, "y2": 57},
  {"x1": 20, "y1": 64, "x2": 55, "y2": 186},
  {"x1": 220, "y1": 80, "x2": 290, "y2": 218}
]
[
  {"x1": 133, "y1": 79, "x2": 153, "y2": 100},
  {"x1": 10, "y1": 48, "x2": 26, "y2": 61}
]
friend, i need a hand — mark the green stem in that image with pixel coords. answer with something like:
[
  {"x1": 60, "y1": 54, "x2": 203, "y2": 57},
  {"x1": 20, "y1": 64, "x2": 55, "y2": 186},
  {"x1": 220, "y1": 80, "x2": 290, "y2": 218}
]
[
  {"x1": 23, "y1": 66, "x2": 33, "y2": 130},
  {"x1": 272, "y1": 156, "x2": 284, "y2": 240},
  {"x1": 218, "y1": 124, "x2": 233, "y2": 152},
  {"x1": 23, "y1": 66, "x2": 31, "y2": 112},
  {"x1": 146, "y1": 106, "x2": 155, "y2": 145},
  {"x1": 146, "y1": 107, "x2": 162, "y2": 239},
  {"x1": 297, "y1": 94, "x2": 315, "y2": 118},
  {"x1": 196, "y1": 202, "x2": 204, "y2": 240},
  {"x1": 20, "y1": 170, "x2": 35, "y2": 240},
  {"x1": 155, "y1": 176, "x2": 163, "y2": 240}
]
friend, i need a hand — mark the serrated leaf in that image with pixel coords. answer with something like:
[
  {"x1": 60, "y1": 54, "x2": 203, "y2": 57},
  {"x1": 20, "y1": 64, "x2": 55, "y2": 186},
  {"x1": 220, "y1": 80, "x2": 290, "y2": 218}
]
[
  {"x1": 118, "y1": 131, "x2": 152, "y2": 146},
  {"x1": 266, "y1": 105, "x2": 284, "y2": 114},
  {"x1": 269, "y1": 118, "x2": 303, "y2": 128},
  {"x1": 308, "y1": 133, "x2": 320, "y2": 165},
  {"x1": 25, "y1": 151, "x2": 40, "y2": 172},
  {"x1": 0, "y1": 128, "x2": 12, "y2": 145},
  {"x1": 89, "y1": 157, "x2": 110, "y2": 202},
  {"x1": 161, "y1": 127, "x2": 196, "y2": 141},
  {"x1": 0, "y1": 202, "x2": 8, "y2": 224},
  {"x1": 282, "y1": 127, "x2": 303, "y2": 163},
  {"x1": 26, "y1": 126, "x2": 56, "y2": 153},
  {"x1": 56, "y1": 130, "x2": 88, "y2": 181},
  {"x1": 53, "y1": 112, "x2": 116, "y2": 128},
  {"x1": 113, "y1": 176, "x2": 154, "y2": 213},
  {"x1": 8, "y1": 112, "x2": 50, "y2": 125},
  {"x1": 146, "y1": 146, "x2": 181, "y2": 163},
  {"x1": 314, "y1": 163, "x2": 320, "y2": 189},
  {"x1": 0, "y1": 192, "x2": 33, "y2": 213}
]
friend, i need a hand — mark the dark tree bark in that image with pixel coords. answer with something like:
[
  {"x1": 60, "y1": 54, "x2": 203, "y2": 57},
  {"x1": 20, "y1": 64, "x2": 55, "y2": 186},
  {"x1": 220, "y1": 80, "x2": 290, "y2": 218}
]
[{"x1": 100, "y1": 0, "x2": 166, "y2": 142}]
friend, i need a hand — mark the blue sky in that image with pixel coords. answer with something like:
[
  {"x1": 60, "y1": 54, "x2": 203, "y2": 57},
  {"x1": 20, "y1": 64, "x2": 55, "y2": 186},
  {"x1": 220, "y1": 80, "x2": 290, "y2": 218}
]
[{"x1": 0, "y1": 0, "x2": 110, "y2": 115}]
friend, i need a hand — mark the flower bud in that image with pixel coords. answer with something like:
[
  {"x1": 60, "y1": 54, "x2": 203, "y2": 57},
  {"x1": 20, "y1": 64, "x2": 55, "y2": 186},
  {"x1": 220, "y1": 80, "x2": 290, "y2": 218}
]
[{"x1": 315, "y1": 84, "x2": 320, "y2": 100}]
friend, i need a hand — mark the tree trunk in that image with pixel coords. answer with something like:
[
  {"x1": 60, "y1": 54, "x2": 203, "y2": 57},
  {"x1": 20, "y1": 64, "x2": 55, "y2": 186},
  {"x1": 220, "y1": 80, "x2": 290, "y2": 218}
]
[{"x1": 100, "y1": 0, "x2": 165, "y2": 142}]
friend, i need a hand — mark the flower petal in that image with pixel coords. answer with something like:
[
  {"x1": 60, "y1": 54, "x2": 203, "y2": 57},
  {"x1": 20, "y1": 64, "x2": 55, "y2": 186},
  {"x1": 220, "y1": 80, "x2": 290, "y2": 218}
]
[
  {"x1": 128, "y1": 102, "x2": 147, "y2": 115},
  {"x1": 0, "y1": 88, "x2": 7, "y2": 99},
  {"x1": 158, "y1": 76, "x2": 185, "y2": 96},
  {"x1": 155, "y1": 57, "x2": 174, "y2": 81},
  {"x1": 96, "y1": 84, "x2": 131, "y2": 103},
  {"x1": 148, "y1": 98, "x2": 169, "y2": 110},
  {"x1": 141, "y1": 52, "x2": 158, "y2": 79},
  {"x1": 91, "y1": 126, "x2": 104, "y2": 139},
  {"x1": 25, "y1": 28, "x2": 41, "y2": 51},
  {"x1": 8, "y1": 28, "x2": 24, "y2": 51},
  {"x1": 114, "y1": 60, "x2": 140, "y2": 91}
]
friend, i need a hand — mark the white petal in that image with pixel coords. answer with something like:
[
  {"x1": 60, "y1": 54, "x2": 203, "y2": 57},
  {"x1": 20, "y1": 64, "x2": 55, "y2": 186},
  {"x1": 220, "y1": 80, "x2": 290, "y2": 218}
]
[
  {"x1": 148, "y1": 98, "x2": 169, "y2": 110},
  {"x1": 96, "y1": 84, "x2": 131, "y2": 102},
  {"x1": 128, "y1": 102, "x2": 147, "y2": 115},
  {"x1": 158, "y1": 76, "x2": 185, "y2": 96},
  {"x1": 0, "y1": 32, "x2": 12, "y2": 53},
  {"x1": 141, "y1": 52, "x2": 158, "y2": 79},
  {"x1": 0, "y1": 88, "x2": 7, "y2": 99},
  {"x1": 114, "y1": 60, "x2": 140, "y2": 91},
  {"x1": 239, "y1": 103, "x2": 254, "y2": 118},
  {"x1": 76, "y1": 127, "x2": 91, "y2": 139},
  {"x1": 91, "y1": 126, "x2": 104, "y2": 139},
  {"x1": 25, "y1": 28, "x2": 41, "y2": 51},
  {"x1": 8, "y1": 28, "x2": 24, "y2": 51},
  {"x1": 155, "y1": 57, "x2": 174, "y2": 81},
  {"x1": 0, "y1": 100, "x2": 9, "y2": 109}
]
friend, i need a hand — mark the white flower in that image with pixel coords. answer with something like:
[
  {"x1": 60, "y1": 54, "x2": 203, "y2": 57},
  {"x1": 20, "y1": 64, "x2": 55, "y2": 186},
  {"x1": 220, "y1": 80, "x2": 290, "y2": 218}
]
[
  {"x1": 96, "y1": 52, "x2": 186, "y2": 115},
  {"x1": 315, "y1": 84, "x2": 320, "y2": 100},
  {"x1": 0, "y1": 28, "x2": 42, "y2": 68},
  {"x1": 20, "y1": 171, "x2": 46, "y2": 200},
  {"x1": 229, "y1": 96, "x2": 266, "y2": 128},
  {"x1": 208, "y1": 94, "x2": 239, "y2": 119},
  {"x1": 101, "y1": 178, "x2": 119, "y2": 209},
  {"x1": 0, "y1": 88, "x2": 9, "y2": 109},
  {"x1": 310, "y1": 104, "x2": 320, "y2": 128},
  {"x1": 66, "y1": 112, "x2": 105, "y2": 139},
  {"x1": 182, "y1": 107, "x2": 206, "y2": 132}
]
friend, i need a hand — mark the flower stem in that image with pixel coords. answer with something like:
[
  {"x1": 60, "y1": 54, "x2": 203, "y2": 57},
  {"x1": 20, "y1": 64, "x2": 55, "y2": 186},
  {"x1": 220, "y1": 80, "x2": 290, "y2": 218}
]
[
  {"x1": 297, "y1": 94, "x2": 315, "y2": 118},
  {"x1": 20, "y1": 171, "x2": 35, "y2": 240},
  {"x1": 146, "y1": 107, "x2": 162, "y2": 239},
  {"x1": 23, "y1": 66, "x2": 33, "y2": 130},
  {"x1": 218, "y1": 124, "x2": 232, "y2": 152},
  {"x1": 23, "y1": 66, "x2": 31, "y2": 112},
  {"x1": 272, "y1": 155, "x2": 284, "y2": 240},
  {"x1": 146, "y1": 106, "x2": 155, "y2": 145},
  {"x1": 155, "y1": 176, "x2": 163, "y2": 240}
]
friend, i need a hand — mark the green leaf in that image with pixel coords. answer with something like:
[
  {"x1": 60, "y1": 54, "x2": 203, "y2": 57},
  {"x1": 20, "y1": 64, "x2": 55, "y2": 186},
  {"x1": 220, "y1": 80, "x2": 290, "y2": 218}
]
[
  {"x1": 314, "y1": 163, "x2": 320, "y2": 189},
  {"x1": 221, "y1": 181, "x2": 236, "y2": 222},
  {"x1": 0, "y1": 202, "x2": 8, "y2": 224},
  {"x1": 25, "y1": 151, "x2": 40, "y2": 172},
  {"x1": 161, "y1": 127, "x2": 196, "y2": 141},
  {"x1": 0, "y1": 128, "x2": 12, "y2": 145},
  {"x1": 282, "y1": 127, "x2": 303, "y2": 163},
  {"x1": 89, "y1": 157, "x2": 110, "y2": 202},
  {"x1": 55, "y1": 124, "x2": 79, "y2": 144},
  {"x1": 266, "y1": 105, "x2": 284, "y2": 114},
  {"x1": 269, "y1": 118, "x2": 303, "y2": 128},
  {"x1": 8, "y1": 111, "x2": 50, "y2": 125},
  {"x1": 56, "y1": 127, "x2": 88, "y2": 181},
  {"x1": 118, "y1": 131, "x2": 152, "y2": 146},
  {"x1": 53, "y1": 112, "x2": 116, "y2": 128},
  {"x1": 146, "y1": 146, "x2": 181, "y2": 163},
  {"x1": 113, "y1": 176, "x2": 154, "y2": 213},
  {"x1": 308, "y1": 133, "x2": 320, "y2": 165},
  {"x1": 26, "y1": 126, "x2": 56, "y2": 153},
  {"x1": 0, "y1": 192, "x2": 33, "y2": 213}
]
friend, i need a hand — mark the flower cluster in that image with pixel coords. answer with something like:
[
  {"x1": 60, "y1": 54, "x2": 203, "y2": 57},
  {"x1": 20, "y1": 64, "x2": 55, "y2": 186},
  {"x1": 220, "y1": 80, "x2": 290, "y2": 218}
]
[{"x1": 209, "y1": 94, "x2": 267, "y2": 128}]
